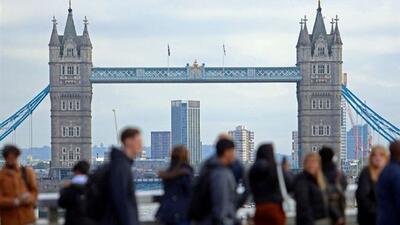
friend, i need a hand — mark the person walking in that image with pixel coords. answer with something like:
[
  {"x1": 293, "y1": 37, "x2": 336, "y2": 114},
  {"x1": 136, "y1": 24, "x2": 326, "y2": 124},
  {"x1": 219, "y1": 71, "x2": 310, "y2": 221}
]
[
  {"x1": 294, "y1": 153, "x2": 330, "y2": 225},
  {"x1": 319, "y1": 147, "x2": 347, "y2": 225},
  {"x1": 356, "y1": 145, "x2": 388, "y2": 225},
  {"x1": 59, "y1": 160, "x2": 94, "y2": 225},
  {"x1": 248, "y1": 144, "x2": 288, "y2": 225},
  {"x1": 376, "y1": 140, "x2": 400, "y2": 225},
  {"x1": 101, "y1": 127, "x2": 143, "y2": 225},
  {"x1": 188, "y1": 138, "x2": 238, "y2": 225},
  {"x1": 0, "y1": 145, "x2": 38, "y2": 225},
  {"x1": 156, "y1": 145, "x2": 194, "y2": 225}
]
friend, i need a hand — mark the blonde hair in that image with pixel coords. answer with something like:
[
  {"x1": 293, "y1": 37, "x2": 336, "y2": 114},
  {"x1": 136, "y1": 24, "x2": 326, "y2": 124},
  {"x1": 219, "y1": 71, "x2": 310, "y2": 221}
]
[
  {"x1": 304, "y1": 153, "x2": 326, "y2": 190},
  {"x1": 368, "y1": 145, "x2": 389, "y2": 182}
]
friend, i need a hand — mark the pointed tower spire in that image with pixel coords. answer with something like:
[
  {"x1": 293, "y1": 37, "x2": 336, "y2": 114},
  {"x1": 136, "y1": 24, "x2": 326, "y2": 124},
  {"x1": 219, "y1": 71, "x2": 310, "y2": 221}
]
[
  {"x1": 330, "y1": 18, "x2": 335, "y2": 34},
  {"x1": 297, "y1": 16, "x2": 311, "y2": 47},
  {"x1": 333, "y1": 15, "x2": 343, "y2": 45},
  {"x1": 81, "y1": 16, "x2": 92, "y2": 46},
  {"x1": 64, "y1": 1, "x2": 77, "y2": 40},
  {"x1": 49, "y1": 16, "x2": 60, "y2": 46},
  {"x1": 311, "y1": 0, "x2": 327, "y2": 44}
]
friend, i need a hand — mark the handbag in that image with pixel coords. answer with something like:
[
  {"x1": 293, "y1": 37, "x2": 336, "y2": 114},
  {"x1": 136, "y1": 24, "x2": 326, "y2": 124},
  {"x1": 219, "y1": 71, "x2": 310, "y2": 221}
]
[{"x1": 276, "y1": 164, "x2": 293, "y2": 213}]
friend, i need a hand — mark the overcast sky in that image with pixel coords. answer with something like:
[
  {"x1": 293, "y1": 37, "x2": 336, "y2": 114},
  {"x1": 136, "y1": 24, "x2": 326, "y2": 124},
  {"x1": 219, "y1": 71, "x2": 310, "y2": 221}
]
[{"x1": 1, "y1": 0, "x2": 399, "y2": 155}]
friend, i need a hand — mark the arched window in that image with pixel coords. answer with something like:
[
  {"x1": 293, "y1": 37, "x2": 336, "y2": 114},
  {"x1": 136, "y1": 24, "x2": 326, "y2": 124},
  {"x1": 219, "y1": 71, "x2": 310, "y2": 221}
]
[{"x1": 318, "y1": 47, "x2": 325, "y2": 56}]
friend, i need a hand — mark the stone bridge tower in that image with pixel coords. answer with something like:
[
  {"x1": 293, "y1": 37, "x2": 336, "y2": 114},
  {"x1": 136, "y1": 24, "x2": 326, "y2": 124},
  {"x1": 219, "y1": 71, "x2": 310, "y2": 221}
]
[
  {"x1": 48, "y1": 5, "x2": 93, "y2": 178},
  {"x1": 296, "y1": 2, "x2": 343, "y2": 165}
]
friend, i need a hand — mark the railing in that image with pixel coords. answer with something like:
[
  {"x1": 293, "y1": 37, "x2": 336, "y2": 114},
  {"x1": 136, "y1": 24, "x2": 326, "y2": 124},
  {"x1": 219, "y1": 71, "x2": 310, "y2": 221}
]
[{"x1": 37, "y1": 185, "x2": 358, "y2": 225}]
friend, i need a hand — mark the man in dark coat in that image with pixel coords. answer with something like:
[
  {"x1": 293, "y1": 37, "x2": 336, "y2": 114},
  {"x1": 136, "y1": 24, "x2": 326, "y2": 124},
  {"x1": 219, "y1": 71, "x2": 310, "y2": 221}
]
[
  {"x1": 377, "y1": 140, "x2": 400, "y2": 225},
  {"x1": 102, "y1": 128, "x2": 143, "y2": 225},
  {"x1": 59, "y1": 161, "x2": 93, "y2": 225}
]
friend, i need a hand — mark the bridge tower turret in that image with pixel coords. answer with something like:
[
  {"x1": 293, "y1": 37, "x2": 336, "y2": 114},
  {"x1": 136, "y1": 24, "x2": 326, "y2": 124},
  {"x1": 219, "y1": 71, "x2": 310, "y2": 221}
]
[
  {"x1": 48, "y1": 5, "x2": 93, "y2": 178},
  {"x1": 296, "y1": 2, "x2": 343, "y2": 165}
]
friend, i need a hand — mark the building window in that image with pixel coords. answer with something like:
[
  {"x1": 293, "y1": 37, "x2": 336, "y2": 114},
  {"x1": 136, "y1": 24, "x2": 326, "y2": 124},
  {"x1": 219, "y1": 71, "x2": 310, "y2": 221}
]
[
  {"x1": 66, "y1": 48, "x2": 74, "y2": 57},
  {"x1": 326, "y1": 64, "x2": 330, "y2": 74},
  {"x1": 76, "y1": 147, "x2": 80, "y2": 153},
  {"x1": 318, "y1": 64, "x2": 325, "y2": 74},
  {"x1": 312, "y1": 126, "x2": 318, "y2": 136},
  {"x1": 68, "y1": 101, "x2": 74, "y2": 110},
  {"x1": 61, "y1": 100, "x2": 67, "y2": 111},
  {"x1": 319, "y1": 100, "x2": 323, "y2": 109},
  {"x1": 69, "y1": 151, "x2": 74, "y2": 160},
  {"x1": 76, "y1": 65, "x2": 79, "y2": 75},
  {"x1": 312, "y1": 146, "x2": 318, "y2": 152},
  {"x1": 67, "y1": 66, "x2": 74, "y2": 75},
  {"x1": 68, "y1": 127, "x2": 74, "y2": 137},
  {"x1": 325, "y1": 99, "x2": 331, "y2": 109},
  {"x1": 325, "y1": 126, "x2": 331, "y2": 136},
  {"x1": 62, "y1": 127, "x2": 67, "y2": 137},
  {"x1": 76, "y1": 155, "x2": 80, "y2": 160},
  {"x1": 61, "y1": 66, "x2": 65, "y2": 75},
  {"x1": 75, "y1": 100, "x2": 80, "y2": 110},
  {"x1": 318, "y1": 47, "x2": 325, "y2": 56},
  {"x1": 311, "y1": 99, "x2": 317, "y2": 109},
  {"x1": 318, "y1": 125, "x2": 324, "y2": 136},
  {"x1": 75, "y1": 127, "x2": 80, "y2": 137},
  {"x1": 62, "y1": 147, "x2": 67, "y2": 153},
  {"x1": 312, "y1": 65, "x2": 316, "y2": 74}
]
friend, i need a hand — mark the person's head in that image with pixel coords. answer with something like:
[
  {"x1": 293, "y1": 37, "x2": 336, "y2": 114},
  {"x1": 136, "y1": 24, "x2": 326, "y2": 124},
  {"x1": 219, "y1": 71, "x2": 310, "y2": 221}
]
[
  {"x1": 2, "y1": 145, "x2": 21, "y2": 168},
  {"x1": 319, "y1": 146, "x2": 334, "y2": 166},
  {"x1": 170, "y1": 145, "x2": 189, "y2": 169},
  {"x1": 216, "y1": 138, "x2": 235, "y2": 166},
  {"x1": 120, "y1": 127, "x2": 142, "y2": 159},
  {"x1": 73, "y1": 160, "x2": 90, "y2": 175},
  {"x1": 255, "y1": 143, "x2": 276, "y2": 166},
  {"x1": 369, "y1": 145, "x2": 389, "y2": 169},
  {"x1": 303, "y1": 152, "x2": 326, "y2": 189},
  {"x1": 389, "y1": 140, "x2": 400, "y2": 161}
]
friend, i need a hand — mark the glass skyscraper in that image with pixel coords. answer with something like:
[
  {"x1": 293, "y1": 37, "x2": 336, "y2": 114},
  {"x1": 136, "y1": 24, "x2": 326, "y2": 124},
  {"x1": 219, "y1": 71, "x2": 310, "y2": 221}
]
[
  {"x1": 151, "y1": 131, "x2": 171, "y2": 159},
  {"x1": 171, "y1": 100, "x2": 201, "y2": 165}
]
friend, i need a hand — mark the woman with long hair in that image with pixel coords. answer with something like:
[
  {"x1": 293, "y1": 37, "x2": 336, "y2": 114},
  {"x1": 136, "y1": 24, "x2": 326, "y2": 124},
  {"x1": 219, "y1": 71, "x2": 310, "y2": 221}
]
[
  {"x1": 248, "y1": 143, "x2": 287, "y2": 225},
  {"x1": 156, "y1": 145, "x2": 194, "y2": 225},
  {"x1": 356, "y1": 145, "x2": 389, "y2": 225},
  {"x1": 294, "y1": 153, "x2": 330, "y2": 225}
]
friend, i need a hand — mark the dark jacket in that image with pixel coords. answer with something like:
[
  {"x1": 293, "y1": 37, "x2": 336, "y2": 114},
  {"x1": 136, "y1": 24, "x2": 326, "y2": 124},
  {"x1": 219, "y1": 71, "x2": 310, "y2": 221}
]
[
  {"x1": 59, "y1": 180, "x2": 94, "y2": 225},
  {"x1": 294, "y1": 171, "x2": 329, "y2": 225},
  {"x1": 198, "y1": 156, "x2": 237, "y2": 225},
  {"x1": 322, "y1": 163, "x2": 347, "y2": 190},
  {"x1": 356, "y1": 167, "x2": 377, "y2": 225},
  {"x1": 102, "y1": 147, "x2": 139, "y2": 225},
  {"x1": 156, "y1": 164, "x2": 193, "y2": 225},
  {"x1": 249, "y1": 160, "x2": 283, "y2": 204},
  {"x1": 376, "y1": 159, "x2": 400, "y2": 225}
]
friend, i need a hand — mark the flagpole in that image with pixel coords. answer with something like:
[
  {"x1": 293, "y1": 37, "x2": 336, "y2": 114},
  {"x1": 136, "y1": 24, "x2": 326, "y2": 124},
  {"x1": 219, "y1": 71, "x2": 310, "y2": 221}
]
[
  {"x1": 222, "y1": 44, "x2": 225, "y2": 76},
  {"x1": 167, "y1": 44, "x2": 170, "y2": 76}
]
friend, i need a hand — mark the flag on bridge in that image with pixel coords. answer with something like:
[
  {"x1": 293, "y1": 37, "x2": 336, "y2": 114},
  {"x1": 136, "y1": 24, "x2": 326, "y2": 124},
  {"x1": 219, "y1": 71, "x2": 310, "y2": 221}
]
[
  {"x1": 223, "y1": 44, "x2": 226, "y2": 56},
  {"x1": 168, "y1": 44, "x2": 171, "y2": 56}
]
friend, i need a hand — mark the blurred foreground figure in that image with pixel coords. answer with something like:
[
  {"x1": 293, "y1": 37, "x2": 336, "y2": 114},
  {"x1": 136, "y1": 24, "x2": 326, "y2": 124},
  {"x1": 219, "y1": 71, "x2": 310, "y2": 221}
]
[
  {"x1": 156, "y1": 145, "x2": 194, "y2": 225},
  {"x1": 377, "y1": 140, "x2": 400, "y2": 225},
  {"x1": 188, "y1": 138, "x2": 238, "y2": 225},
  {"x1": 356, "y1": 146, "x2": 388, "y2": 225},
  {"x1": 86, "y1": 127, "x2": 143, "y2": 225},
  {"x1": 59, "y1": 161, "x2": 94, "y2": 225},
  {"x1": 294, "y1": 153, "x2": 330, "y2": 225},
  {"x1": 249, "y1": 144, "x2": 291, "y2": 225},
  {"x1": 319, "y1": 147, "x2": 347, "y2": 225},
  {"x1": 0, "y1": 145, "x2": 38, "y2": 225}
]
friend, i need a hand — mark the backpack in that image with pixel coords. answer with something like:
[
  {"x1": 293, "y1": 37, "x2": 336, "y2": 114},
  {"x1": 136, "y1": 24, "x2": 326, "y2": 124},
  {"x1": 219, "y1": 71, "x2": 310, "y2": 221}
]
[
  {"x1": 325, "y1": 170, "x2": 346, "y2": 223},
  {"x1": 85, "y1": 163, "x2": 110, "y2": 221},
  {"x1": 187, "y1": 168, "x2": 212, "y2": 221}
]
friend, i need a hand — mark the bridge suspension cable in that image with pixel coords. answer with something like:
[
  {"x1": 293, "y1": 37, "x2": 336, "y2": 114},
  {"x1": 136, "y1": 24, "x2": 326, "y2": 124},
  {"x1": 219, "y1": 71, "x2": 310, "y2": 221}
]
[
  {"x1": 0, "y1": 85, "x2": 50, "y2": 142},
  {"x1": 342, "y1": 85, "x2": 400, "y2": 142}
]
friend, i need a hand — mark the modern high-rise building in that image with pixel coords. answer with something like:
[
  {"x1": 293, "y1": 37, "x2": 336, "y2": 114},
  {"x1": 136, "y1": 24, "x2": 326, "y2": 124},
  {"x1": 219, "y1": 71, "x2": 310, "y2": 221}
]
[
  {"x1": 291, "y1": 131, "x2": 299, "y2": 169},
  {"x1": 347, "y1": 124, "x2": 370, "y2": 161},
  {"x1": 171, "y1": 100, "x2": 201, "y2": 165},
  {"x1": 151, "y1": 131, "x2": 171, "y2": 159},
  {"x1": 228, "y1": 126, "x2": 254, "y2": 163}
]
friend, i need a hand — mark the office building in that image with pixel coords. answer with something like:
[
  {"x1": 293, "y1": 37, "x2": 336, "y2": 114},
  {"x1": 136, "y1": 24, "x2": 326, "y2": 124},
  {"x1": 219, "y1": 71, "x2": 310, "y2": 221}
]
[
  {"x1": 291, "y1": 131, "x2": 299, "y2": 169},
  {"x1": 171, "y1": 100, "x2": 201, "y2": 165},
  {"x1": 151, "y1": 131, "x2": 171, "y2": 159},
  {"x1": 228, "y1": 125, "x2": 254, "y2": 163}
]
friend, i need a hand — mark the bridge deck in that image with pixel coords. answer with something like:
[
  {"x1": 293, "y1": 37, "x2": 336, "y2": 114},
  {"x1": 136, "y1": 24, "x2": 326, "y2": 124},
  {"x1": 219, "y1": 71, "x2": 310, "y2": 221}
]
[{"x1": 90, "y1": 66, "x2": 301, "y2": 83}]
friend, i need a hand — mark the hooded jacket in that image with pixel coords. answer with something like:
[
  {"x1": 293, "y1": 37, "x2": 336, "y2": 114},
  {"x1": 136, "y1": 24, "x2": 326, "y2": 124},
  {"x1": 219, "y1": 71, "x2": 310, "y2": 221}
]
[
  {"x1": 198, "y1": 156, "x2": 237, "y2": 225},
  {"x1": 102, "y1": 147, "x2": 139, "y2": 225}
]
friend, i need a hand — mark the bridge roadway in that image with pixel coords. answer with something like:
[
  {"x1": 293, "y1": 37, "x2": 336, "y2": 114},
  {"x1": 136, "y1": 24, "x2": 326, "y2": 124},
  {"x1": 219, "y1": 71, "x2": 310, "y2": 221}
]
[
  {"x1": 37, "y1": 184, "x2": 358, "y2": 225},
  {"x1": 90, "y1": 66, "x2": 302, "y2": 83}
]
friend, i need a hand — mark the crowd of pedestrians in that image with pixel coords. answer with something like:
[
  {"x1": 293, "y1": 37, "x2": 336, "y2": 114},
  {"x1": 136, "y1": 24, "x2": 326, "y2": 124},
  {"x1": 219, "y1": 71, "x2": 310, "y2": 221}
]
[{"x1": 0, "y1": 127, "x2": 400, "y2": 225}]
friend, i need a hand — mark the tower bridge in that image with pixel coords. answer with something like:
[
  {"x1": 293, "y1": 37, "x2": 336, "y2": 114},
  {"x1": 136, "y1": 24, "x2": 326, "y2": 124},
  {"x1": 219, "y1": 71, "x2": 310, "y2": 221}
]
[{"x1": 1, "y1": 2, "x2": 399, "y2": 175}]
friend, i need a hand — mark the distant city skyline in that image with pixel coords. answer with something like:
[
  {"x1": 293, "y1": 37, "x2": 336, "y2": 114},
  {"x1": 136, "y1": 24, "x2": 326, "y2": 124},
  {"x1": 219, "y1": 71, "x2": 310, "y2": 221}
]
[{"x1": 1, "y1": 1, "x2": 399, "y2": 156}]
